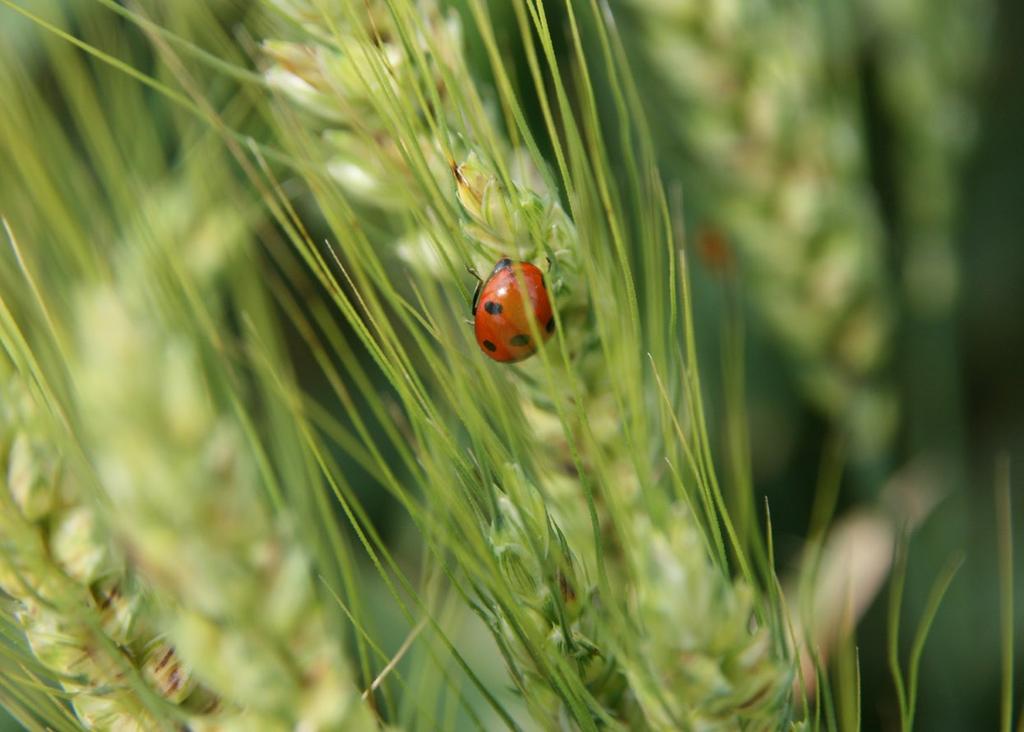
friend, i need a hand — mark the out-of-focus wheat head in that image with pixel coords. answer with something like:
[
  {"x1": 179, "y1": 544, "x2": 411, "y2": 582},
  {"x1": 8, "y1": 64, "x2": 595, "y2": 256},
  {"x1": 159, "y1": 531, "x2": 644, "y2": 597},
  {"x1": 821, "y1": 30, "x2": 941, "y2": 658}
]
[
  {"x1": 858, "y1": 0, "x2": 990, "y2": 317},
  {"x1": 2, "y1": 197, "x2": 376, "y2": 728},
  {"x1": 67, "y1": 201, "x2": 375, "y2": 728},
  {"x1": 0, "y1": 360, "x2": 180, "y2": 730},
  {"x1": 0, "y1": 3, "x2": 375, "y2": 717},
  {"x1": 618, "y1": 0, "x2": 896, "y2": 457}
]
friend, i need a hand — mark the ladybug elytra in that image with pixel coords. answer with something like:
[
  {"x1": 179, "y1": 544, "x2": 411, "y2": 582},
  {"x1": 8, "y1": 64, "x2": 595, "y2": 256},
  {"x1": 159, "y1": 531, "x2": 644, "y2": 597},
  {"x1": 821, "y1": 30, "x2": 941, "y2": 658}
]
[{"x1": 471, "y1": 257, "x2": 555, "y2": 363}]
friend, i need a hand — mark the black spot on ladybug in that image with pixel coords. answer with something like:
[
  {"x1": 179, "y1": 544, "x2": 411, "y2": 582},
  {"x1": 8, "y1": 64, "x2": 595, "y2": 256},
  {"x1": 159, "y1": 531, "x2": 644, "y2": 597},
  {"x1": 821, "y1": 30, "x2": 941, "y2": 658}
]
[
  {"x1": 492, "y1": 258, "x2": 513, "y2": 275},
  {"x1": 482, "y1": 339, "x2": 497, "y2": 352},
  {"x1": 546, "y1": 316, "x2": 555, "y2": 333},
  {"x1": 509, "y1": 334, "x2": 530, "y2": 347},
  {"x1": 484, "y1": 300, "x2": 502, "y2": 315}
]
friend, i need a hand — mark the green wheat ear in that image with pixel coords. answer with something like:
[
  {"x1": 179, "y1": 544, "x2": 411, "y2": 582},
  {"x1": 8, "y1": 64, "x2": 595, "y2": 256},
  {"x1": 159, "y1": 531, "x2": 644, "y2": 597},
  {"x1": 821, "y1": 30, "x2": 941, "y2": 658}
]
[{"x1": 259, "y1": 0, "x2": 796, "y2": 728}]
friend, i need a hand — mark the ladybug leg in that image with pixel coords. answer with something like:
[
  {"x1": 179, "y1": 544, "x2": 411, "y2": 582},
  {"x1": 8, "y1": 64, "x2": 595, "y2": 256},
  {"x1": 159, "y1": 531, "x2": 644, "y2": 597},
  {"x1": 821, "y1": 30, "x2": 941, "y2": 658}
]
[
  {"x1": 545, "y1": 254, "x2": 558, "y2": 282},
  {"x1": 542, "y1": 255, "x2": 557, "y2": 294},
  {"x1": 466, "y1": 265, "x2": 483, "y2": 317}
]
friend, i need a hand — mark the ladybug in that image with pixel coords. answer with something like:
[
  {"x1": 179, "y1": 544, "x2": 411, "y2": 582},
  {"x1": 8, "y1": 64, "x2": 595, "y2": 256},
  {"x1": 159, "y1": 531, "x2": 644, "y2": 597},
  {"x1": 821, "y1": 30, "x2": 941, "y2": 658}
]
[{"x1": 470, "y1": 257, "x2": 555, "y2": 363}]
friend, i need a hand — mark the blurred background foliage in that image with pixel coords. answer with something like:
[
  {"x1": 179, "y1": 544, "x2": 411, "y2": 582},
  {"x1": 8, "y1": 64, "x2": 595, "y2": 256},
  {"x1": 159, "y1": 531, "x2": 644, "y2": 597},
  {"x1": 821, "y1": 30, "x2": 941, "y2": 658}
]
[{"x1": 0, "y1": 0, "x2": 1021, "y2": 729}]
